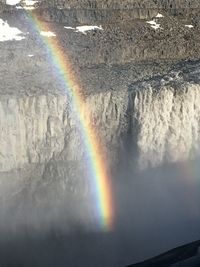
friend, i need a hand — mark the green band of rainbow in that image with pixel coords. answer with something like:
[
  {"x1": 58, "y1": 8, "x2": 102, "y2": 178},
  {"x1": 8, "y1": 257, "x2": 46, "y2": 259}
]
[{"x1": 25, "y1": 11, "x2": 114, "y2": 230}]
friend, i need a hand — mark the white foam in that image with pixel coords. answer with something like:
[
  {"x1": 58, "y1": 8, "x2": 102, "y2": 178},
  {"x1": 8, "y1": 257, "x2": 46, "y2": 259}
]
[
  {"x1": 0, "y1": 18, "x2": 25, "y2": 41},
  {"x1": 40, "y1": 31, "x2": 56, "y2": 37},
  {"x1": 64, "y1": 25, "x2": 103, "y2": 34}
]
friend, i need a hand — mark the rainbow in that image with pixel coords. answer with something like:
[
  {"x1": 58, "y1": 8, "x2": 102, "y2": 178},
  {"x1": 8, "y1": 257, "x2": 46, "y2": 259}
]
[{"x1": 24, "y1": 10, "x2": 114, "y2": 230}]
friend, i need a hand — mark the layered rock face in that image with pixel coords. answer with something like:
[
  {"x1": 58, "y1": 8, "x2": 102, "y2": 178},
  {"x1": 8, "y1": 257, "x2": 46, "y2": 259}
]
[
  {"x1": 154, "y1": 0, "x2": 200, "y2": 9},
  {"x1": 0, "y1": 3, "x2": 199, "y2": 184},
  {"x1": 2, "y1": 75, "x2": 200, "y2": 173},
  {"x1": 132, "y1": 81, "x2": 200, "y2": 169},
  {"x1": 0, "y1": 95, "x2": 66, "y2": 172},
  {"x1": 0, "y1": 92, "x2": 128, "y2": 172},
  {"x1": 24, "y1": 0, "x2": 200, "y2": 10},
  {"x1": 0, "y1": 4, "x2": 200, "y2": 173}
]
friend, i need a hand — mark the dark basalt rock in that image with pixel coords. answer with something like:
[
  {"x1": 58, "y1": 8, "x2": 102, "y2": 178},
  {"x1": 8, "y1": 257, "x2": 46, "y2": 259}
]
[{"x1": 127, "y1": 240, "x2": 200, "y2": 267}]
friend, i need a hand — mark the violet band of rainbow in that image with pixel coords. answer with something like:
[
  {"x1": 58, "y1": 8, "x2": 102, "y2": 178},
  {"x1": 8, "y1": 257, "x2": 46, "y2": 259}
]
[{"x1": 25, "y1": 11, "x2": 114, "y2": 230}]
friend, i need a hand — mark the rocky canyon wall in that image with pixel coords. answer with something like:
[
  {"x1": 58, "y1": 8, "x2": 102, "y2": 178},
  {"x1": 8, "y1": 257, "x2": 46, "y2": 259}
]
[
  {"x1": 1, "y1": 74, "x2": 200, "y2": 173},
  {"x1": 0, "y1": 0, "x2": 200, "y2": 231}
]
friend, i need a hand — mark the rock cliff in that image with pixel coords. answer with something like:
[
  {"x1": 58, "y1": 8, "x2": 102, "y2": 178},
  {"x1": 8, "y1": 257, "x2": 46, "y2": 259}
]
[
  {"x1": 2, "y1": 70, "x2": 200, "y2": 172},
  {"x1": 0, "y1": 1, "x2": 200, "y2": 266},
  {"x1": 0, "y1": 2, "x2": 200, "y2": 200}
]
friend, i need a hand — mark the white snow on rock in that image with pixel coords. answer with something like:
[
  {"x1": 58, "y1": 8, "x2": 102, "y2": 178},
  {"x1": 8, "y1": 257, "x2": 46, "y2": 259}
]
[
  {"x1": 23, "y1": 6, "x2": 35, "y2": 10},
  {"x1": 146, "y1": 20, "x2": 162, "y2": 30},
  {"x1": 0, "y1": 18, "x2": 25, "y2": 41},
  {"x1": 156, "y1": 13, "x2": 164, "y2": 18},
  {"x1": 22, "y1": 0, "x2": 38, "y2": 9},
  {"x1": 28, "y1": 54, "x2": 34, "y2": 57},
  {"x1": 6, "y1": 0, "x2": 20, "y2": 5},
  {"x1": 185, "y1": 25, "x2": 194, "y2": 28},
  {"x1": 7, "y1": 0, "x2": 38, "y2": 9},
  {"x1": 147, "y1": 20, "x2": 157, "y2": 25},
  {"x1": 64, "y1": 26, "x2": 75, "y2": 30},
  {"x1": 151, "y1": 24, "x2": 161, "y2": 30},
  {"x1": 40, "y1": 31, "x2": 56, "y2": 37},
  {"x1": 76, "y1": 25, "x2": 103, "y2": 34},
  {"x1": 64, "y1": 25, "x2": 103, "y2": 34},
  {"x1": 24, "y1": 0, "x2": 38, "y2": 5}
]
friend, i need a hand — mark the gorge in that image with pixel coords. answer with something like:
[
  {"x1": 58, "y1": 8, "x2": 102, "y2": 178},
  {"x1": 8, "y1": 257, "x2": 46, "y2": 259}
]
[{"x1": 0, "y1": 0, "x2": 200, "y2": 266}]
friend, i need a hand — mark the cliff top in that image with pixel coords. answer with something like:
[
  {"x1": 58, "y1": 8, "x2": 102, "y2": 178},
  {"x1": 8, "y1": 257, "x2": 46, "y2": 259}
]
[
  {"x1": 1, "y1": 0, "x2": 200, "y2": 11},
  {"x1": 0, "y1": 1, "x2": 200, "y2": 96}
]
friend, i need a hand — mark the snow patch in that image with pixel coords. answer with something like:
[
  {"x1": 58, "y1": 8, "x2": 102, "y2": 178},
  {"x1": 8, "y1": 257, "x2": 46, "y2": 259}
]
[
  {"x1": 147, "y1": 20, "x2": 162, "y2": 30},
  {"x1": 23, "y1": 6, "x2": 35, "y2": 10},
  {"x1": 7, "y1": 0, "x2": 38, "y2": 10},
  {"x1": 0, "y1": 18, "x2": 25, "y2": 41},
  {"x1": 64, "y1": 26, "x2": 75, "y2": 30},
  {"x1": 151, "y1": 24, "x2": 161, "y2": 30},
  {"x1": 64, "y1": 25, "x2": 103, "y2": 35},
  {"x1": 40, "y1": 31, "x2": 56, "y2": 37},
  {"x1": 185, "y1": 25, "x2": 194, "y2": 29},
  {"x1": 6, "y1": 0, "x2": 20, "y2": 5},
  {"x1": 24, "y1": 0, "x2": 38, "y2": 5},
  {"x1": 147, "y1": 20, "x2": 157, "y2": 25},
  {"x1": 76, "y1": 25, "x2": 103, "y2": 34},
  {"x1": 156, "y1": 13, "x2": 164, "y2": 18},
  {"x1": 23, "y1": 0, "x2": 38, "y2": 9},
  {"x1": 28, "y1": 54, "x2": 34, "y2": 57}
]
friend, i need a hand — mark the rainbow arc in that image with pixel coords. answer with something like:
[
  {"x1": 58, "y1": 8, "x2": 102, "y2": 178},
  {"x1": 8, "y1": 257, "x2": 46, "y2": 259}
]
[{"x1": 25, "y1": 11, "x2": 114, "y2": 230}]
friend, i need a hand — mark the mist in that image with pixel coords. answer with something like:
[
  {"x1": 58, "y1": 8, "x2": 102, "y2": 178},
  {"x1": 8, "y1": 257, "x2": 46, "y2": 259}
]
[
  {"x1": 0, "y1": 155, "x2": 199, "y2": 267},
  {"x1": 115, "y1": 158, "x2": 200, "y2": 264}
]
